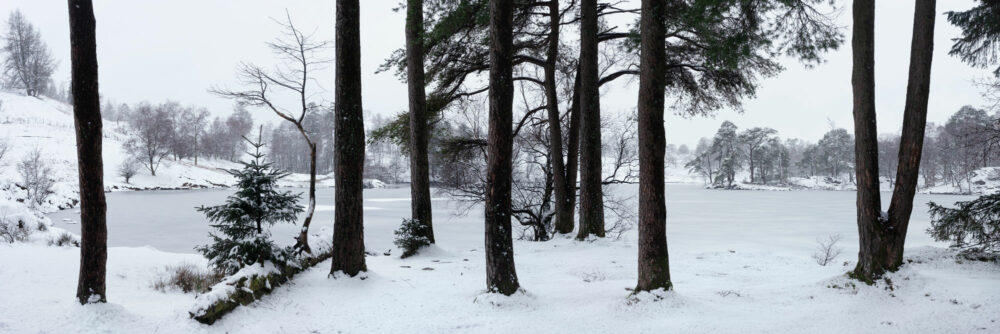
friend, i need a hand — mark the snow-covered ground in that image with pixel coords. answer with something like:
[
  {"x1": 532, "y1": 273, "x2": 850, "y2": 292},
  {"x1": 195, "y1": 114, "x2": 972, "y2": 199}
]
[{"x1": 2, "y1": 184, "x2": 998, "y2": 333}]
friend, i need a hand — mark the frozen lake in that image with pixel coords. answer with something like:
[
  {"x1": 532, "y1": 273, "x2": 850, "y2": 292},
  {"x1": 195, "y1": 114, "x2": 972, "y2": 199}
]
[{"x1": 48, "y1": 184, "x2": 976, "y2": 254}]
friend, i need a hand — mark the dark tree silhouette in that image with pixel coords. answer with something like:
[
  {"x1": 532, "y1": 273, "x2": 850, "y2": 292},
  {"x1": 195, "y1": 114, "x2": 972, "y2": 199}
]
[
  {"x1": 406, "y1": 0, "x2": 436, "y2": 248},
  {"x1": 330, "y1": 0, "x2": 367, "y2": 277},
  {"x1": 946, "y1": 0, "x2": 1000, "y2": 76},
  {"x1": 634, "y1": 0, "x2": 672, "y2": 293},
  {"x1": 850, "y1": 0, "x2": 937, "y2": 283},
  {"x1": 67, "y1": 0, "x2": 108, "y2": 304},
  {"x1": 576, "y1": 0, "x2": 606, "y2": 240},
  {"x1": 484, "y1": 0, "x2": 520, "y2": 296}
]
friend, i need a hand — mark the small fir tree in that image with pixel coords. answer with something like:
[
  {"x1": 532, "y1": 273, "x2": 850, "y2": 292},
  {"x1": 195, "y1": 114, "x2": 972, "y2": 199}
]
[
  {"x1": 196, "y1": 132, "x2": 304, "y2": 275},
  {"x1": 394, "y1": 218, "x2": 431, "y2": 258}
]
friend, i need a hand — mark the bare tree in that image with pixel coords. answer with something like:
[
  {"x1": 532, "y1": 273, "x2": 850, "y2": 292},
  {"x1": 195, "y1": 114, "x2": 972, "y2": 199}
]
[
  {"x1": 123, "y1": 102, "x2": 173, "y2": 176},
  {"x1": 118, "y1": 159, "x2": 140, "y2": 184},
  {"x1": 17, "y1": 148, "x2": 54, "y2": 206},
  {"x1": 1, "y1": 10, "x2": 56, "y2": 97},
  {"x1": 67, "y1": 0, "x2": 108, "y2": 304},
  {"x1": 211, "y1": 12, "x2": 330, "y2": 254},
  {"x1": 812, "y1": 234, "x2": 843, "y2": 266}
]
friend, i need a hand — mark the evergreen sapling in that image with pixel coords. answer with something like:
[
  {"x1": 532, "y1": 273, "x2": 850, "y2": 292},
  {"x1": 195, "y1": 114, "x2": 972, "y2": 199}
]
[{"x1": 196, "y1": 132, "x2": 304, "y2": 275}]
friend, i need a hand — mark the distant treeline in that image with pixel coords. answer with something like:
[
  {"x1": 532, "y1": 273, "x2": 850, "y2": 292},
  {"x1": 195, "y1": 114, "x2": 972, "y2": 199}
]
[{"x1": 686, "y1": 105, "x2": 1000, "y2": 191}]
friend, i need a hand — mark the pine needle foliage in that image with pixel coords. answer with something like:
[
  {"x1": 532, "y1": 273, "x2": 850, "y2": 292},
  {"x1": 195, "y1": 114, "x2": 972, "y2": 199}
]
[
  {"x1": 197, "y1": 133, "x2": 304, "y2": 275},
  {"x1": 928, "y1": 193, "x2": 1000, "y2": 255}
]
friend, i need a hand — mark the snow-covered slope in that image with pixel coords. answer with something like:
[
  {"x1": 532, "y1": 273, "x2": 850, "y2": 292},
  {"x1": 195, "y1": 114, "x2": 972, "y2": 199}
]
[
  {"x1": 0, "y1": 91, "x2": 237, "y2": 209},
  {"x1": 923, "y1": 167, "x2": 1000, "y2": 195}
]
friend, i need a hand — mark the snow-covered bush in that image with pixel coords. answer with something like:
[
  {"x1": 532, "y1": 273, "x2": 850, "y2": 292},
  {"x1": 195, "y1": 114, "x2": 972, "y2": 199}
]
[
  {"x1": 195, "y1": 136, "x2": 303, "y2": 275},
  {"x1": 928, "y1": 194, "x2": 1000, "y2": 255},
  {"x1": 152, "y1": 263, "x2": 223, "y2": 293},
  {"x1": 394, "y1": 218, "x2": 431, "y2": 258},
  {"x1": 16, "y1": 148, "x2": 54, "y2": 206},
  {"x1": 811, "y1": 234, "x2": 843, "y2": 266},
  {"x1": 47, "y1": 231, "x2": 79, "y2": 247}
]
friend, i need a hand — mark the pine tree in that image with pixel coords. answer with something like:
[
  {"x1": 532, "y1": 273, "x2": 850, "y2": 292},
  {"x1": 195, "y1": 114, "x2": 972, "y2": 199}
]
[
  {"x1": 330, "y1": 0, "x2": 367, "y2": 277},
  {"x1": 197, "y1": 133, "x2": 304, "y2": 275},
  {"x1": 406, "y1": 0, "x2": 436, "y2": 250},
  {"x1": 68, "y1": 0, "x2": 108, "y2": 305},
  {"x1": 928, "y1": 194, "x2": 1000, "y2": 255},
  {"x1": 849, "y1": 0, "x2": 937, "y2": 283},
  {"x1": 484, "y1": 0, "x2": 520, "y2": 296},
  {"x1": 635, "y1": 0, "x2": 672, "y2": 293}
]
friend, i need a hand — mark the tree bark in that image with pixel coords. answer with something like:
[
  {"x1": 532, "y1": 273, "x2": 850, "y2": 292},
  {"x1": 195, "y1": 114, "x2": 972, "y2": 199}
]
[
  {"x1": 850, "y1": 0, "x2": 884, "y2": 282},
  {"x1": 577, "y1": 0, "x2": 605, "y2": 240},
  {"x1": 635, "y1": 0, "x2": 672, "y2": 293},
  {"x1": 331, "y1": 0, "x2": 366, "y2": 277},
  {"x1": 407, "y1": 0, "x2": 435, "y2": 244},
  {"x1": 484, "y1": 0, "x2": 519, "y2": 296},
  {"x1": 545, "y1": 0, "x2": 571, "y2": 236},
  {"x1": 851, "y1": 0, "x2": 936, "y2": 283},
  {"x1": 564, "y1": 69, "x2": 582, "y2": 233},
  {"x1": 883, "y1": 0, "x2": 936, "y2": 271},
  {"x1": 67, "y1": 0, "x2": 108, "y2": 304},
  {"x1": 294, "y1": 141, "x2": 317, "y2": 254}
]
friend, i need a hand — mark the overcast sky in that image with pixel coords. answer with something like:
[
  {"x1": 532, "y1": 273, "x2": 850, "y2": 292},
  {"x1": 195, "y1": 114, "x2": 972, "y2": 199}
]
[{"x1": 0, "y1": 0, "x2": 991, "y2": 147}]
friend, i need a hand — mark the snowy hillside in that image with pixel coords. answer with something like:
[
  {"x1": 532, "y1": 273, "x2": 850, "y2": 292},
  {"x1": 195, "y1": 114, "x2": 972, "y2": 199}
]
[{"x1": 0, "y1": 91, "x2": 238, "y2": 208}]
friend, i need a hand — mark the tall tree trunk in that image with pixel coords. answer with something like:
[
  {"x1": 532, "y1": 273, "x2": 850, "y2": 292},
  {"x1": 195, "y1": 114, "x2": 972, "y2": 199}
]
[
  {"x1": 407, "y1": 0, "x2": 435, "y2": 244},
  {"x1": 885, "y1": 0, "x2": 935, "y2": 264},
  {"x1": 851, "y1": 0, "x2": 937, "y2": 283},
  {"x1": 850, "y1": 0, "x2": 884, "y2": 283},
  {"x1": 295, "y1": 141, "x2": 317, "y2": 254},
  {"x1": 484, "y1": 0, "x2": 519, "y2": 296},
  {"x1": 635, "y1": 0, "x2": 672, "y2": 293},
  {"x1": 331, "y1": 0, "x2": 366, "y2": 277},
  {"x1": 68, "y1": 0, "x2": 108, "y2": 304},
  {"x1": 577, "y1": 0, "x2": 605, "y2": 240},
  {"x1": 546, "y1": 0, "x2": 571, "y2": 235},
  {"x1": 564, "y1": 69, "x2": 582, "y2": 233}
]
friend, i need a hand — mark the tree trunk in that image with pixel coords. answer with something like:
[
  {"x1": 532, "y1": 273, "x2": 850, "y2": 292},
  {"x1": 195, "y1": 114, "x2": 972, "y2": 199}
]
[
  {"x1": 484, "y1": 0, "x2": 519, "y2": 296},
  {"x1": 194, "y1": 132, "x2": 199, "y2": 165},
  {"x1": 850, "y1": 0, "x2": 885, "y2": 283},
  {"x1": 851, "y1": 0, "x2": 937, "y2": 283},
  {"x1": 294, "y1": 141, "x2": 317, "y2": 254},
  {"x1": 331, "y1": 0, "x2": 366, "y2": 277},
  {"x1": 635, "y1": 0, "x2": 672, "y2": 293},
  {"x1": 885, "y1": 0, "x2": 935, "y2": 263},
  {"x1": 563, "y1": 69, "x2": 582, "y2": 234},
  {"x1": 577, "y1": 0, "x2": 605, "y2": 240},
  {"x1": 406, "y1": 0, "x2": 435, "y2": 244},
  {"x1": 68, "y1": 0, "x2": 108, "y2": 304},
  {"x1": 545, "y1": 0, "x2": 571, "y2": 236}
]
